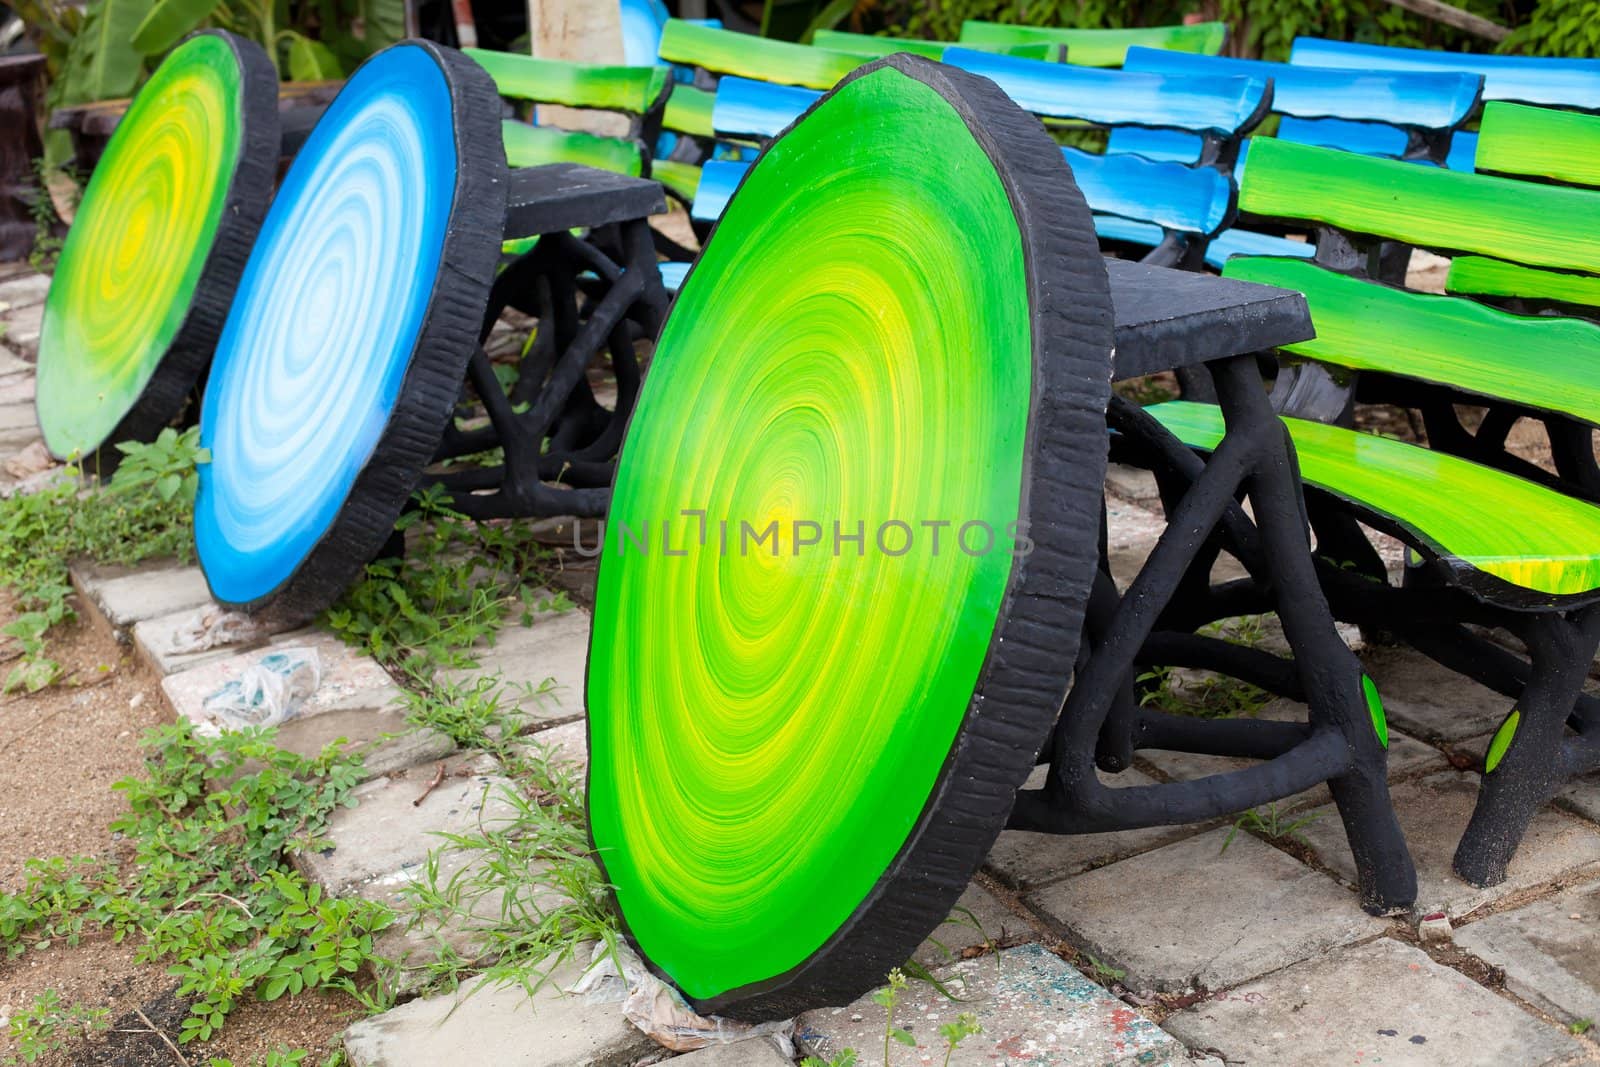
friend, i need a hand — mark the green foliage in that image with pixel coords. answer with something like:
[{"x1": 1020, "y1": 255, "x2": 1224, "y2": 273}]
[
  {"x1": 0, "y1": 724, "x2": 392, "y2": 1043},
  {"x1": 801, "y1": 1053, "x2": 859, "y2": 1067},
  {"x1": 1222, "y1": 801, "x2": 1323, "y2": 852},
  {"x1": 0, "y1": 427, "x2": 203, "y2": 691},
  {"x1": 1086, "y1": 954, "x2": 1125, "y2": 982},
  {"x1": 1570, "y1": 1018, "x2": 1594, "y2": 1035},
  {"x1": 2, "y1": 989, "x2": 110, "y2": 1066},
  {"x1": 938, "y1": 1012, "x2": 983, "y2": 1067},
  {"x1": 866, "y1": 0, "x2": 1527, "y2": 62},
  {"x1": 1499, "y1": 0, "x2": 1600, "y2": 57},
  {"x1": 206, "y1": 1047, "x2": 346, "y2": 1067},
  {"x1": 1137, "y1": 614, "x2": 1274, "y2": 720},
  {"x1": 323, "y1": 485, "x2": 568, "y2": 673},
  {"x1": 872, "y1": 968, "x2": 915, "y2": 1064}
]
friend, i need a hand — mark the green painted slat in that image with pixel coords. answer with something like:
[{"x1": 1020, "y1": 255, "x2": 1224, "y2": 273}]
[
  {"x1": 466, "y1": 48, "x2": 668, "y2": 113},
  {"x1": 958, "y1": 20, "x2": 1227, "y2": 67},
  {"x1": 651, "y1": 158, "x2": 701, "y2": 201},
  {"x1": 663, "y1": 84, "x2": 715, "y2": 137},
  {"x1": 1238, "y1": 138, "x2": 1600, "y2": 275},
  {"x1": 1476, "y1": 101, "x2": 1600, "y2": 188},
  {"x1": 1148, "y1": 399, "x2": 1600, "y2": 598},
  {"x1": 500, "y1": 120, "x2": 644, "y2": 177},
  {"x1": 659, "y1": 20, "x2": 861, "y2": 89},
  {"x1": 1447, "y1": 255, "x2": 1600, "y2": 308},
  {"x1": 811, "y1": 29, "x2": 1063, "y2": 63},
  {"x1": 1222, "y1": 256, "x2": 1600, "y2": 427}
]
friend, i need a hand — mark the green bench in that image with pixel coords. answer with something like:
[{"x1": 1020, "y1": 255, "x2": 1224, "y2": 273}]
[{"x1": 1137, "y1": 136, "x2": 1600, "y2": 886}]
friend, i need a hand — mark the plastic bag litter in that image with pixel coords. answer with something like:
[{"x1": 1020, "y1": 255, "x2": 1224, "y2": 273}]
[
  {"x1": 570, "y1": 941, "x2": 796, "y2": 1055},
  {"x1": 169, "y1": 604, "x2": 268, "y2": 655},
  {"x1": 198, "y1": 647, "x2": 321, "y2": 733}
]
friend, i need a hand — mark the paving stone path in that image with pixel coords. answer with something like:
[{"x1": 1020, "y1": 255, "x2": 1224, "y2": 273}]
[{"x1": 11, "y1": 273, "x2": 1600, "y2": 1064}]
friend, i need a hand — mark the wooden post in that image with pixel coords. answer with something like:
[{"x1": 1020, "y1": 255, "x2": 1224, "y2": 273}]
[
  {"x1": 526, "y1": 0, "x2": 628, "y2": 135},
  {"x1": 1379, "y1": 0, "x2": 1509, "y2": 43}
]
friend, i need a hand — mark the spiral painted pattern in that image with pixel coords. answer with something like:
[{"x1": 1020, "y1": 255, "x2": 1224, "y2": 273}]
[
  {"x1": 36, "y1": 34, "x2": 243, "y2": 459},
  {"x1": 195, "y1": 44, "x2": 457, "y2": 605},
  {"x1": 588, "y1": 66, "x2": 1033, "y2": 1003}
]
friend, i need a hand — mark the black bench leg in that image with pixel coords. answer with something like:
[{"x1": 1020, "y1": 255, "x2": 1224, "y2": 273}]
[
  {"x1": 1214, "y1": 357, "x2": 1416, "y2": 914},
  {"x1": 1454, "y1": 610, "x2": 1600, "y2": 887}
]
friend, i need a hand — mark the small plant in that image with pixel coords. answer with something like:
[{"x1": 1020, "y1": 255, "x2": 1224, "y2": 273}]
[
  {"x1": 938, "y1": 1012, "x2": 982, "y2": 1067},
  {"x1": 872, "y1": 968, "x2": 914, "y2": 1064},
  {"x1": 1222, "y1": 803, "x2": 1323, "y2": 853},
  {"x1": 1570, "y1": 1018, "x2": 1593, "y2": 1035},
  {"x1": 1086, "y1": 955, "x2": 1126, "y2": 984},
  {"x1": 3, "y1": 989, "x2": 109, "y2": 1065},
  {"x1": 800, "y1": 1052, "x2": 859, "y2": 1067}
]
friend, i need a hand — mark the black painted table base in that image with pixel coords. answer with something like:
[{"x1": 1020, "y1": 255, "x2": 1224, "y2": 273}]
[
  {"x1": 425, "y1": 164, "x2": 670, "y2": 519},
  {"x1": 1015, "y1": 260, "x2": 1420, "y2": 914}
]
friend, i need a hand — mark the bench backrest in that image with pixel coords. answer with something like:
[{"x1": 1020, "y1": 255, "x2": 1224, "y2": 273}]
[
  {"x1": 1107, "y1": 48, "x2": 1480, "y2": 166},
  {"x1": 957, "y1": 19, "x2": 1228, "y2": 67},
  {"x1": 707, "y1": 72, "x2": 1236, "y2": 239},
  {"x1": 1445, "y1": 102, "x2": 1600, "y2": 308},
  {"x1": 810, "y1": 29, "x2": 1064, "y2": 64},
  {"x1": 1239, "y1": 137, "x2": 1600, "y2": 273},
  {"x1": 1230, "y1": 137, "x2": 1600, "y2": 428},
  {"x1": 942, "y1": 48, "x2": 1271, "y2": 136},
  {"x1": 1289, "y1": 37, "x2": 1600, "y2": 111},
  {"x1": 658, "y1": 20, "x2": 861, "y2": 89},
  {"x1": 466, "y1": 49, "x2": 670, "y2": 115},
  {"x1": 1474, "y1": 100, "x2": 1600, "y2": 187}
]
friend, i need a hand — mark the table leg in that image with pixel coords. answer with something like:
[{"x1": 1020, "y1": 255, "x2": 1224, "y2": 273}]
[{"x1": 1011, "y1": 352, "x2": 1417, "y2": 914}]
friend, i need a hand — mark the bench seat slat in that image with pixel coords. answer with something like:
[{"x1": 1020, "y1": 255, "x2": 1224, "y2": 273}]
[
  {"x1": 1223, "y1": 255, "x2": 1600, "y2": 427},
  {"x1": 944, "y1": 48, "x2": 1269, "y2": 134},
  {"x1": 1148, "y1": 399, "x2": 1600, "y2": 602},
  {"x1": 1122, "y1": 47, "x2": 1480, "y2": 130},
  {"x1": 1446, "y1": 255, "x2": 1600, "y2": 309},
  {"x1": 1289, "y1": 37, "x2": 1600, "y2": 111},
  {"x1": 1239, "y1": 138, "x2": 1600, "y2": 273},
  {"x1": 659, "y1": 20, "x2": 860, "y2": 89},
  {"x1": 958, "y1": 19, "x2": 1228, "y2": 68},
  {"x1": 1476, "y1": 101, "x2": 1600, "y2": 188}
]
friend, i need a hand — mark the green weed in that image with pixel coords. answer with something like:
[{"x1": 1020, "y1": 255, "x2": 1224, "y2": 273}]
[
  {"x1": 323, "y1": 485, "x2": 568, "y2": 673},
  {"x1": 0, "y1": 724, "x2": 392, "y2": 1043},
  {"x1": 2, "y1": 989, "x2": 109, "y2": 1065},
  {"x1": 1222, "y1": 803, "x2": 1323, "y2": 854},
  {"x1": 0, "y1": 426, "x2": 204, "y2": 691}
]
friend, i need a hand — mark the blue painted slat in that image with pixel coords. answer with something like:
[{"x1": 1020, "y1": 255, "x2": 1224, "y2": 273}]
[
  {"x1": 659, "y1": 260, "x2": 690, "y2": 291},
  {"x1": 1203, "y1": 228, "x2": 1316, "y2": 268},
  {"x1": 1275, "y1": 115, "x2": 1409, "y2": 158},
  {"x1": 1095, "y1": 216, "x2": 1166, "y2": 248},
  {"x1": 711, "y1": 76, "x2": 819, "y2": 140},
  {"x1": 691, "y1": 159, "x2": 747, "y2": 222},
  {"x1": 1122, "y1": 46, "x2": 1480, "y2": 129},
  {"x1": 943, "y1": 48, "x2": 1270, "y2": 134},
  {"x1": 1274, "y1": 117, "x2": 1477, "y2": 172},
  {"x1": 619, "y1": 0, "x2": 670, "y2": 66},
  {"x1": 1289, "y1": 37, "x2": 1600, "y2": 112},
  {"x1": 1062, "y1": 146, "x2": 1233, "y2": 235},
  {"x1": 1104, "y1": 126, "x2": 1205, "y2": 164}
]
